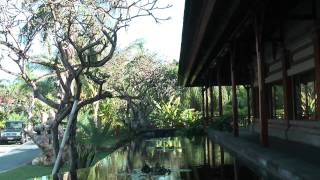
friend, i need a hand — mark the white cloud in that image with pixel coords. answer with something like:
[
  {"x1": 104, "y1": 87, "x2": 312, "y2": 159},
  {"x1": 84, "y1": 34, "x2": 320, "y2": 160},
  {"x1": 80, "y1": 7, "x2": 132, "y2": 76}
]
[{"x1": 117, "y1": 0, "x2": 185, "y2": 61}]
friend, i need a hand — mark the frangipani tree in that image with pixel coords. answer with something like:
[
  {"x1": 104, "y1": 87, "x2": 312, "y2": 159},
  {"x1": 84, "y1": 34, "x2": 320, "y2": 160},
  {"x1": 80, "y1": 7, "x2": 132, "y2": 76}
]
[
  {"x1": 0, "y1": 0, "x2": 170, "y2": 178},
  {"x1": 105, "y1": 43, "x2": 178, "y2": 129}
]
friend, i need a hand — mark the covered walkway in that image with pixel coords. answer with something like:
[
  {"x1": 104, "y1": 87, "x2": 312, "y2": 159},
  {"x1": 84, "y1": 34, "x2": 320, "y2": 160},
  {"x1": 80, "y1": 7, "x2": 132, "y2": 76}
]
[
  {"x1": 179, "y1": 0, "x2": 320, "y2": 179},
  {"x1": 208, "y1": 129, "x2": 320, "y2": 180}
]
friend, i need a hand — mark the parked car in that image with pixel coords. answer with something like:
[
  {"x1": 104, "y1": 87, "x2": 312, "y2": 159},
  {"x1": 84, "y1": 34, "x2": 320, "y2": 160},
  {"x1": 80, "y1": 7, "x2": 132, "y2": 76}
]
[{"x1": 0, "y1": 121, "x2": 26, "y2": 144}]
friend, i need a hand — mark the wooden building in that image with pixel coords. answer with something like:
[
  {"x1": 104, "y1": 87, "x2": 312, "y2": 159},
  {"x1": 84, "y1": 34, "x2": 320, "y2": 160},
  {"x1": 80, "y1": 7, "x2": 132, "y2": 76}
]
[{"x1": 178, "y1": 0, "x2": 320, "y2": 147}]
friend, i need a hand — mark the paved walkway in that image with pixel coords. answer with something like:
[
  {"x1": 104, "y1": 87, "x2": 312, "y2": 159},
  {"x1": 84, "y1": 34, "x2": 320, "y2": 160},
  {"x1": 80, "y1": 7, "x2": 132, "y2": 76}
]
[
  {"x1": 0, "y1": 141, "x2": 40, "y2": 173},
  {"x1": 208, "y1": 129, "x2": 320, "y2": 180},
  {"x1": 0, "y1": 144, "x2": 20, "y2": 154}
]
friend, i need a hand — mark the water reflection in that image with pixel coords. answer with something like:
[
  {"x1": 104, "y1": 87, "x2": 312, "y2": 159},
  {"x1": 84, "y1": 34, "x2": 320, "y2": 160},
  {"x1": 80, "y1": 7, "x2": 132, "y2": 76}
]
[{"x1": 35, "y1": 136, "x2": 259, "y2": 180}]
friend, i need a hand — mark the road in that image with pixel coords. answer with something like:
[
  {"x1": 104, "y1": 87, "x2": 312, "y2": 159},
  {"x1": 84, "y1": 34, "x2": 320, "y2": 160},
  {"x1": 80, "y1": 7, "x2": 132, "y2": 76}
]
[{"x1": 0, "y1": 141, "x2": 41, "y2": 173}]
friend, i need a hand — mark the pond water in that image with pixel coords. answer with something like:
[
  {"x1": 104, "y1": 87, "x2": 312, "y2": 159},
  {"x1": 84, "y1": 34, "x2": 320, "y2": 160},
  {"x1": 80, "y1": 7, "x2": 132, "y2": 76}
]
[{"x1": 37, "y1": 136, "x2": 260, "y2": 180}]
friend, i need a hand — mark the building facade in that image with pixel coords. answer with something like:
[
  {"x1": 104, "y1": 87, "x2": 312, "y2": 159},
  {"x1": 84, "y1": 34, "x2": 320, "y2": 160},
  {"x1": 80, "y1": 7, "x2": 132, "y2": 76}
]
[{"x1": 179, "y1": 0, "x2": 320, "y2": 147}]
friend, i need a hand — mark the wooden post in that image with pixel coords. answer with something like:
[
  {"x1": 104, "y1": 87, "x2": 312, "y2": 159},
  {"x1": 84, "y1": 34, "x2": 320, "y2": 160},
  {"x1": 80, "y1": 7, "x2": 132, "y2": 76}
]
[
  {"x1": 313, "y1": 23, "x2": 320, "y2": 120},
  {"x1": 252, "y1": 86, "x2": 257, "y2": 120},
  {"x1": 271, "y1": 85, "x2": 275, "y2": 118},
  {"x1": 202, "y1": 87, "x2": 206, "y2": 122},
  {"x1": 230, "y1": 46, "x2": 239, "y2": 137},
  {"x1": 211, "y1": 142, "x2": 216, "y2": 167},
  {"x1": 267, "y1": 85, "x2": 273, "y2": 119},
  {"x1": 218, "y1": 69, "x2": 223, "y2": 116},
  {"x1": 233, "y1": 159, "x2": 239, "y2": 180},
  {"x1": 207, "y1": 139, "x2": 210, "y2": 166},
  {"x1": 282, "y1": 49, "x2": 293, "y2": 124},
  {"x1": 205, "y1": 86, "x2": 209, "y2": 126},
  {"x1": 203, "y1": 137, "x2": 207, "y2": 164},
  {"x1": 220, "y1": 147, "x2": 224, "y2": 165},
  {"x1": 245, "y1": 85, "x2": 251, "y2": 126},
  {"x1": 210, "y1": 85, "x2": 215, "y2": 121},
  {"x1": 254, "y1": 14, "x2": 268, "y2": 146},
  {"x1": 220, "y1": 146, "x2": 225, "y2": 178}
]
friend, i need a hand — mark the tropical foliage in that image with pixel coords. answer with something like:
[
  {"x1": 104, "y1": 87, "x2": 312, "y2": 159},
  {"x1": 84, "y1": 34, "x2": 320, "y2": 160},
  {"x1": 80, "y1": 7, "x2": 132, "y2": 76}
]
[
  {"x1": 151, "y1": 96, "x2": 200, "y2": 128},
  {"x1": 77, "y1": 112, "x2": 112, "y2": 147}
]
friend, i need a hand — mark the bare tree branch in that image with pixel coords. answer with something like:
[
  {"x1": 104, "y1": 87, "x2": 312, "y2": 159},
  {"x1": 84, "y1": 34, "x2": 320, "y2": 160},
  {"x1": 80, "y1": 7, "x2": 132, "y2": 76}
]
[{"x1": 78, "y1": 90, "x2": 112, "y2": 108}]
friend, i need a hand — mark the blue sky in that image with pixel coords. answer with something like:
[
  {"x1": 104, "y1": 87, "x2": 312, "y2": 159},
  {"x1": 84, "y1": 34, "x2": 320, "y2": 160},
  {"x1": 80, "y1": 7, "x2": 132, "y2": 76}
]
[{"x1": 0, "y1": 0, "x2": 185, "y2": 80}]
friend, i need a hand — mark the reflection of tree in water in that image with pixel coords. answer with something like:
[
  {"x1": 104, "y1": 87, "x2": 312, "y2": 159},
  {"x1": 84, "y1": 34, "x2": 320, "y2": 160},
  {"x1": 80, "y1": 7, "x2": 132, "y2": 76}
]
[
  {"x1": 126, "y1": 137, "x2": 148, "y2": 175},
  {"x1": 125, "y1": 141, "x2": 134, "y2": 174},
  {"x1": 75, "y1": 136, "x2": 241, "y2": 180}
]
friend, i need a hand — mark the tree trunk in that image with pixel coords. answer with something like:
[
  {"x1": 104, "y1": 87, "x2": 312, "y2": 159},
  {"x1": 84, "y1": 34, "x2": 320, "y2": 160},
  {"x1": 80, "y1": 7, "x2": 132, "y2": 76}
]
[
  {"x1": 126, "y1": 100, "x2": 132, "y2": 130},
  {"x1": 69, "y1": 112, "x2": 78, "y2": 179},
  {"x1": 93, "y1": 100, "x2": 100, "y2": 126},
  {"x1": 52, "y1": 100, "x2": 78, "y2": 177},
  {"x1": 27, "y1": 93, "x2": 35, "y2": 123},
  {"x1": 138, "y1": 110, "x2": 144, "y2": 128},
  {"x1": 52, "y1": 121, "x2": 60, "y2": 162}
]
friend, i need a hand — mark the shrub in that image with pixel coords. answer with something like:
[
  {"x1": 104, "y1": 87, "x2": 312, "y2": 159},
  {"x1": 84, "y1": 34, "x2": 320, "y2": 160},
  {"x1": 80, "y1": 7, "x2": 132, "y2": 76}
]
[
  {"x1": 76, "y1": 144, "x2": 96, "y2": 168},
  {"x1": 150, "y1": 96, "x2": 201, "y2": 128},
  {"x1": 77, "y1": 112, "x2": 113, "y2": 147},
  {"x1": 210, "y1": 116, "x2": 232, "y2": 132}
]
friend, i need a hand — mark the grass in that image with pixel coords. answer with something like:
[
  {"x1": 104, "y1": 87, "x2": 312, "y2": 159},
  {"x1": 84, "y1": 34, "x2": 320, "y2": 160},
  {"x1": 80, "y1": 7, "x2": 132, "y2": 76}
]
[
  {"x1": 0, "y1": 151, "x2": 117, "y2": 180},
  {"x1": 0, "y1": 165, "x2": 58, "y2": 180},
  {"x1": 10, "y1": 151, "x2": 118, "y2": 179},
  {"x1": 0, "y1": 133, "x2": 132, "y2": 180}
]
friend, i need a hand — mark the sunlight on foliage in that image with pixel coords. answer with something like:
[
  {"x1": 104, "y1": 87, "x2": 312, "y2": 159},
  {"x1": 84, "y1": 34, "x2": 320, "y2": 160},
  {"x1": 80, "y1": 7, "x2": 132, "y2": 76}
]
[
  {"x1": 151, "y1": 96, "x2": 201, "y2": 128},
  {"x1": 77, "y1": 111, "x2": 113, "y2": 146}
]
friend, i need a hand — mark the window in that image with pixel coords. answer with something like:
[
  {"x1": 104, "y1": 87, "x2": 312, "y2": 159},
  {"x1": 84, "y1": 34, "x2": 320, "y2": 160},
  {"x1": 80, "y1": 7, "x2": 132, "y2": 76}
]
[
  {"x1": 5, "y1": 122, "x2": 23, "y2": 129},
  {"x1": 293, "y1": 70, "x2": 316, "y2": 120},
  {"x1": 270, "y1": 83, "x2": 284, "y2": 119}
]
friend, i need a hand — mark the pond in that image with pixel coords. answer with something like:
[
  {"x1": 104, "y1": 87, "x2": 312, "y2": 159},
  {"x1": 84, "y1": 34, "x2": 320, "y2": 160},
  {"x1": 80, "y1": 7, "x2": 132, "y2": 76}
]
[{"x1": 37, "y1": 136, "x2": 260, "y2": 180}]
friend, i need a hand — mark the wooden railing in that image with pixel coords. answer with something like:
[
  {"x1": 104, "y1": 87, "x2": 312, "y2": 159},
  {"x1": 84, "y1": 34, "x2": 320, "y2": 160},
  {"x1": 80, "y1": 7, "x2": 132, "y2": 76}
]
[{"x1": 239, "y1": 115, "x2": 253, "y2": 128}]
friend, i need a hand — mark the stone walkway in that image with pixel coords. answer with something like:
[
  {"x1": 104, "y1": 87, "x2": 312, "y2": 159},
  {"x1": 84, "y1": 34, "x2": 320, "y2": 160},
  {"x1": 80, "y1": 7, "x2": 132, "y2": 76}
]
[{"x1": 208, "y1": 129, "x2": 320, "y2": 180}]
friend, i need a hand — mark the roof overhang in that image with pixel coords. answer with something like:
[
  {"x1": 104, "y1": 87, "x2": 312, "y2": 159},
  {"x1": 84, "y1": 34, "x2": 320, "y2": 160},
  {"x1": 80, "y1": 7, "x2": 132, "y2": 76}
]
[
  {"x1": 178, "y1": 0, "x2": 301, "y2": 87},
  {"x1": 178, "y1": 0, "x2": 254, "y2": 87}
]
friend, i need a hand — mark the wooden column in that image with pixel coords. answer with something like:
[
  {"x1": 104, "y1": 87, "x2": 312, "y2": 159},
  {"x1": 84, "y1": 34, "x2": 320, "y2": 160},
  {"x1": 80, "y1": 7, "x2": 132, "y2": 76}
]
[
  {"x1": 205, "y1": 86, "x2": 209, "y2": 126},
  {"x1": 218, "y1": 69, "x2": 223, "y2": 116},
  {"x1": 254, "y1": 14, "x2": 268, "y2": 146},
  {"x1": 202, "y1": 87, "x2": 206, "y2": 122},
  {"x1": 233, "y1": 159, "x2": 239, "y2": 180},
  {"x1": 220, "y1": 146, "x2": 225, "y2": 169},
  {"x1": 230, "y1": 46, "x2": 239, "y2": 137},
  {"x1": 210, "y1": 85, "x2": 214, "y2": 121},
  {"x1": 313, "y1": 24, "x2": 320, "y2": 120},
  {"x1": 207, "y1": 138, "x2": 211, "y2": 165},
  {"x1": 253, "y1": 86, "x2": 260, "y2": 121},
  {"x1": 252, "y1": 86, "x2": 257, "y2": 119},
  {"x1": 211, "y1": 142, "x2": 216, "y2": 167},
  {"x1": 271, "y1": 86, "x2": 275, "y2": 118},
  {"x1": 267, "y1": 85, "x2": 273, "y2": 119},
  {"x1": 282, "y1": 49, "x2": 293, "y2": 124},
  {"x1": 203, "y1": 137, "x2": 207, "y2": 164},
  {"x1": 245, "y1": 85, "x2": 251, "y2": 126}
]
